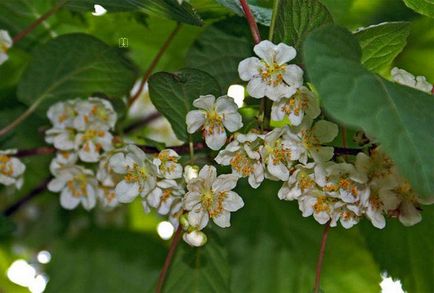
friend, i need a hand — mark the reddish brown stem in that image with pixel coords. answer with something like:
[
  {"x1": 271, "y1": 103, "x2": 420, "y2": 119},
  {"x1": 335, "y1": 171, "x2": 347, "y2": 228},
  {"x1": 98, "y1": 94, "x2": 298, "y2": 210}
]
[
  {"x1": 123, "y1": 112, "x2": 161, "y2": 133},
  {"x1": 12, "y1": 0, "x2": 67, "y2": 44},
  {"x1": 156, "y1": 225, "x2": 183, "y2": 293},
  {"x1": 239, "y1": 0, "x2": 261, "y2": 44},
  {"x1": 313, "y1": 221, "x2": 331, "y2": 293},
  {"x1": 128, "y1": 23, "x2": 182, "y2": 107}
]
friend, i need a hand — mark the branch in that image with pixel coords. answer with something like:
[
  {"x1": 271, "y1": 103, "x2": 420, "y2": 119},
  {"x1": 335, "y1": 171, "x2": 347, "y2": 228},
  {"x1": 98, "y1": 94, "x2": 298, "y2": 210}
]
[
  {"x1": 123, "y1": 112, "x2": 161, "y2": 134},
  {"x1": 239, "y1": 0, "x2": 261, "y2": 44},
  {"x1": 2, "y1": 177, "x2": 51, "y2": 216},
  {"x1": 313, "y1": 220, "x2": 331, "y2": 293},
  {"x1": 333, "y1": 146, "x2": 361, "y2": 156},
  {"x1": 12, "y1": 0, "x2": 67, "y2": 44},
  {"x1": 128, "y1": 23, "x2": 182, "y2": 107},
  {"x1": 156, "y1": 225, "x2": 183, "y2": 293}
]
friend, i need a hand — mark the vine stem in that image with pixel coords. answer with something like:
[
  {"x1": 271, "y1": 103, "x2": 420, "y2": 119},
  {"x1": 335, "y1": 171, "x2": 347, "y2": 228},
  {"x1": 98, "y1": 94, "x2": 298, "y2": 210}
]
[
  {"x1": 239, "y1": 0, "x2": 261, "y2": 45},
  {"x1": 156, "y1": 225, "x2": 183, "y2": 293},
  {"x1": 128, "y1": 23, "x2": 182, "y2": 107},
  {"x1": 313, "y1": 221, "x2": 331, "y2": 293},
  {"x1": 0, "y1": 98, "x2": 42, "y2": 138},
  {"x1": 12, "y1": 0, "x2": 67, "y2": 44}
]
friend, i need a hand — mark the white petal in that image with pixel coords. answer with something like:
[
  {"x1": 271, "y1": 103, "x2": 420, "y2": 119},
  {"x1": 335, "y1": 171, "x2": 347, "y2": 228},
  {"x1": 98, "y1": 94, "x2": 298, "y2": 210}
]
[
  {"x1": 246, "y1": 77, "x2": 266, "y2": 99},
  {"x1": 60, "y1": 189, "x2": 80, "y2": 210},
  {"x1": 147, "y1": 187, "x2": 163, "y2": 208},
  {"x1": 271, "y1": 100, "x2": 286, "y2": 121},
  {"x1": 238, "y1": 57, "x2": 261, "y2": 81},
  {"x1": 183, "y1": 191, "x2": 201, "y2": 210},
  {"x1": 79, "y1": 142, "x2": 100, "y2": 162},
  {"x1": 48, "y1": 178, "x2": 65, "y2": 192},
  {"x1": 115, "y1": 181, "x2": 139, "y2": 203},
  {"x1": 399, "y1": 201, "x2": 422, "y2": 226},
  {"x1": 199, "y1": 165, "x2": 217, "y2": 182},
  {"x1": 222, "y1": 112, "x2": 243, "y2": 132},
  {"x1": 188, "y1": 208, "x2": 209, "y2": 230},
  {"x1": 311, "y1": 147, "x2": 334, "y2": 163},
  {"x1": 216, "y1": 96, "x2": 238, "y2": 114},
  {"x1": 205, "y1": 128, "x2": 227, "y2": 150},
  {"x1": 223, "y1": 191, "x2": 244, "y2": 211},
  {"x1": 213, "y1": 210, "x2": 231, "y2": 228},
  {"x1": 283, "y1": 64, "x2": 304, "y2": 87},
  {"x1": 193, "y1": 95, "x2": 215, "y2": 110},
  {"x1": 186, "y1": 110, "x2": 205, "y2": 134},
  {"x1": 183, "y1": 231, "x2": 207, "y2": 247},
  {"x1": 212, "y1": 174, "x2": 238, "y2": 193},
  {"x1": 312, "y1": 120, "x2": 339, "y2": 143},
  {"x1": 267, "y1": 160, "x2": 289, "y2": 181},
  {"x1": 253, "y1": 40, "x2": 276, "y2": 64},
  {"x1": 275, "y1": 43, "x2": 296, "y2": 64}
]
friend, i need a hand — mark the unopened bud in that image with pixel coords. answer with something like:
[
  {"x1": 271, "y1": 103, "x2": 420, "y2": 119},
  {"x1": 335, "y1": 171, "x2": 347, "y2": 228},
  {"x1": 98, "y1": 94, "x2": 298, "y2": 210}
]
[{"x1": 182, "y1": 230, "x2": 207, "y2": 247}]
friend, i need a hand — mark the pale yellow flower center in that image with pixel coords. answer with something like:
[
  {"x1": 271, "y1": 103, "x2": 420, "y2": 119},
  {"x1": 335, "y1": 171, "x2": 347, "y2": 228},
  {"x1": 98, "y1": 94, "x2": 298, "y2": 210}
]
[
  {"x1": 0, "y1": 155, "x2": 13, "y2": 176},
  {"x1": 203, "y1": 110, "x2": 224, "y2": 136},
  {"x1": 201, "y1": 189, "x2": 227, "y2": 218},
  {"x1": 125, "y1": 163, "x2": 148, "y2": 184},
  {"x1": 260, "y1": 61, "x2": 286, "y2": 87},
  {"x1": 230, "y1": 152, "x2": 254, "y2": 176},
  {"x1": 66, "y1": 174, "x2": 88, "y2": 197}
]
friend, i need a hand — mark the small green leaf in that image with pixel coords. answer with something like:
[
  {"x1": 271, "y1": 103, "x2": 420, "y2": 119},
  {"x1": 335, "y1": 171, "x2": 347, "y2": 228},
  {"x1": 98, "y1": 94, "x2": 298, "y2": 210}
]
[
  {"x1": 45, "y1": 229, "x2": 166, "y2": 293},
  {"x1": 304, "y1": 24, "x2": 434, "y2": 197},
  {"x1": 17, "y1": 33, "x2": 137, "y2": 114},
  {"x1": 403, "y1": 0, "x2": 434, "y2": 18},
  {"x1": 355, "y1": 22, "x2": 411, "y2": 74},
  {"x1": 164, "y1": 233, "x2": 231, "y2": 292},
  {"x1": 271, "y1": 0, "x2": 333, "y2": 56},
  {"x1": 148, "y1": 68, "x2": 222, "y2": 142},
  {"x1": 187, "y1": 18, "x2": 253, "y2": 90},
  {"x1": 360, "y1": 205, "x2": 434, "y2": 292},
  {"x1": 65, "y1": 0, "x2": 203, "y2": 26}
]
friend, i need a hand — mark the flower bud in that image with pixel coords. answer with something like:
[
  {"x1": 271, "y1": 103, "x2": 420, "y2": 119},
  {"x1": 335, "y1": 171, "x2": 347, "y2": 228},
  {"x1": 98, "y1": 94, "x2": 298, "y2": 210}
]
[{"x1": 182, "y1": 230, "x2": 207, "y2": 247}]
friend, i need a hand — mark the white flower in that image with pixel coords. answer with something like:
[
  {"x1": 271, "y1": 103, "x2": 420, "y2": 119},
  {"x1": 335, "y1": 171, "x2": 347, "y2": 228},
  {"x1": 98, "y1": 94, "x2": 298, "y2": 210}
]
[
  {"x1": 316, "y1": 162, "x2": 368, "y2": 204},
  {"x1": 73, "y1": 98, "x2": 117, "y2": 131},
  {"x1": 96, "y1": 150, "x2": 123, "y2": 187},
  {"x1": 215, "y1": 132, "x2": 265, "y2": 188},
  {"x1": 183, "y1": 230, "x2": 207, "y2": 247},
  {"x1": 0, "y1": 30, "x2": 12, "y2": 65},
  {"x1": 144, "y1": 179, "x2": 184, "y2": 215},
  {"x1": 109, "y1": 144, "x2": 157, "y2": 203},
  {"x1": 271, "y1": 86, "x2": 320, "y2": 125},
  {"x1": 153, "y1": 149, "x2": 183, "y2": 179},
  {"x1": 183, "y1": 165, "x2": 199, "y2": 183},
  {"x1": 238, "y1": 40, "x2": 304, "y2": 101},
  {"x1": 75, "y1": 128, "x2": 113, "y2": 162},
  {"x1": 45, "y1": 127, "x2": 76, "y2": 151},
  {"x1": 260, "y1": 127, "x2": 301, "y2": 181},
  {"x1": 391, "y1": 67, "x2": 433, "y2": 93},
  {"x1": 49, "y1": 151, "x2": 78, "y2": 175},
  {"x1": 298, "y1": 192, "x2": 340, "y2": 226},
  {"x1": 0, "y1": 149, "x2": 25, "y2": 189},
  {"x1": 47, "y1": 165, "x2": 97, "y2": 210},
  {"x1": 286, "y1": 120, "x2": 338, "y2": 164},
  {"x1": 183, "y1": 165, "x2": 244, "y2": 229},
  {"x1": 47, "y1": 100, "x2": 77, "y2": 129},
  {"x1": 186, "y1": 95, "x2": 243, "y2": 150},
  {"x1": 97, "y1": 186, "x2": 119, "y2": 208},
  {"x1": 278, "y1": 163, "x2": 318, "y2": 200}
]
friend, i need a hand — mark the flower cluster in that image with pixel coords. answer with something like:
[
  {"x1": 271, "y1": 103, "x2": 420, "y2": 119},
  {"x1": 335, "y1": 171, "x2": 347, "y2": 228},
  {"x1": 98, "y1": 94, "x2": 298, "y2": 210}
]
[
  {"x1": 0, "y1": 149, "x2": 26, "y2": 189},
  {"x1": 0, "y1": 30, "x2": 12, "y2": 65}
]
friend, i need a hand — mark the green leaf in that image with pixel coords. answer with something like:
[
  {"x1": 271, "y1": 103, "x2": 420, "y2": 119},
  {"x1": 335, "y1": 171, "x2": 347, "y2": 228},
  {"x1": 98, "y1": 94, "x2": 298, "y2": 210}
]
[
  {"x1": 304, "y1": 24, "x2": 434, "y2": 197},
  {"x1": 271, "y1": 0, "x2": 333, "y2": 55},
  {"x1": 354, "y1": 22, "x2": 411, "y2": 74},
  {"x1": 148, "y1": 68, "x2": 221, "y2": 142},
  {"x1": 403, "y1": 0, "x2": 434, "y2": 18},
  {"x1": 164, "y1": 233, "x2": 231, "y2": 292},
  {"x1": 187, "y1": 18, "x2": 253, "y2": 90},
  {"x1": 65, "y1": 0, "x2": 203, "y2": 26},
  {"x1": 214, "y1": 0, "x2": 272, "y2": 26},
  {"x1": 0, "y1": 215, "x2": 15, "y2": 240},
  {"x1": 17, "y1": 33, "x2": 137, "y2": 114},
  {"x1": 45, "y1": 229, "x2": 166, "y2": 293},
  {"x1": 221, "y1": 180, "x2": 381, "y2": 292},
  {"x1": 360, "y1": 205, "x2": 434, "y2": 292}
]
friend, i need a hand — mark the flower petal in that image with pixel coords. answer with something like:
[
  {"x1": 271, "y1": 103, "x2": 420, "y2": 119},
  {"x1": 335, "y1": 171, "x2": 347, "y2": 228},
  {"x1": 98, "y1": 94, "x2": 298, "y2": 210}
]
[
  {"x1": 222, "y1": 112, "x2": 243, "y2": 132},
  {"x1": 253, "y1": 40, "x2": 275, "y2": 63},
  {"x1": 205, "y1": 128, "x2": 227, "y2": 150},
  {"x1": 212, "y1": 210, "x2": 231, "y2": 228},
  {"x1": 193, "y1": 95, "x2": 215, "y2": 110},
  {"x1": 238, "y1": 57, "x2": 261, "y2": 81},
  {"x1": 115, "y1": 180, "x2": 139, "y2": 203},
  {"x1": 275, "y1": 43, "x2": 296, "y2": 64},
  {"x1": 186, "y1": 110, "x2": 205, "y2": 134},
  {"x1": 223, "y1": 191, "x2": 244, "y2": 211},
  {"x1": 246, "y1": 77, "x2": 266, "y2": 99}
]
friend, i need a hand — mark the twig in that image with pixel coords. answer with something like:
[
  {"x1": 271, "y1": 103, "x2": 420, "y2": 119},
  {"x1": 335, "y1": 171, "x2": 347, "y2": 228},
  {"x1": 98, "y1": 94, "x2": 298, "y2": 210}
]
[
  {"x1": 333, "y1": 146, "x2": 360, "y2": 157},
  {"x1": 16, "y1": 146, "x2": 55, "y2": 158},
  {"x1": 128, "y1": 23, "x2": 182, "y2": 107},
  {"x1": 239, "y1": 0, "x2": 261, "y2": 44},
  {"x1": 12, "y1": 0, "x2": 67, "y2": 44},
  {"x1": 2, "y1": 178, "x2": 51, "y2": 216},
  {"x1": 156, "y1": 225, "x2": 183, "y2": 293},
  {"x1": 313, "y1": 220, "x2": 331, "y2": 293},
  {"x1": 0, "y1": 98, "x2": 42, "y2": 138},
  {"x1": 123, "y1": 112, "x2": 161, "y2": 134}
]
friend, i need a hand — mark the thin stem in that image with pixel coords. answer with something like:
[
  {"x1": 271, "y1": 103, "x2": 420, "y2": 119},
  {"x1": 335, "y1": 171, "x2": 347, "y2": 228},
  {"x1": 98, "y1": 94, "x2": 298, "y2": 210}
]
[
  {"x1": 128, "y1": 23, "x2": 182, "y2": 107},
  {"x1": 341, "y1": 126, "x2": 348, "y2": 148},
  {"x1": 12, "y1": 0, "x2": 67, "y2": 44},
  {"x1": 156, "y1": 225, "x2": 183, "y2": 293},
  {"x1": 268, "y1": 0, "x2": 280, "y2": 40},
  {"x1": 123, "y1": 112, "x2": 161, "y2": 134},
  {"x1": 239, "y1": 0, "x2": 261, "y2": 44},
  {"x1": 313, "y1": 221, "x2": 331, "y2": 293},
  {"x1": 2, "y1": 178, "x2": 51, "y2": 216},
  {"x1": 0, "y1": 98, "x2": 42, "y2": 138}
]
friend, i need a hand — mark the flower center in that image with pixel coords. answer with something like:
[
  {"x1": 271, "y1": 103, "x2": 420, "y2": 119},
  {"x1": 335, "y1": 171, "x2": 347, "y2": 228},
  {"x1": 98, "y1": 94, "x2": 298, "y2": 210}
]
[
  {"x1": 158, "y1": 151, "x2": 178, "y2": 174},
  {"x1": 0, "y1": 155, "x2": 13, "y2": 176},
  {"x1": 201, "y1": 189, "x2": 227, "y2": 218},
  {"x1": 230, "y1": 152, "x2": 254, "y2": 176},
  {"x1": 260, "y1": 61, "x2": 286, "y2": 87},
  {"x1": 301, "y1": 129, "x2": 320, "y2": 150},
  {"x1": 203, "y1": 109, "x2": 224, "y2": 136},
  {"x1": 67, "y1": 174, "x2": 88, "y2": 197},
  {"x1": 125, "y1": 163, "x2": 148, "y2": 183}
]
